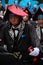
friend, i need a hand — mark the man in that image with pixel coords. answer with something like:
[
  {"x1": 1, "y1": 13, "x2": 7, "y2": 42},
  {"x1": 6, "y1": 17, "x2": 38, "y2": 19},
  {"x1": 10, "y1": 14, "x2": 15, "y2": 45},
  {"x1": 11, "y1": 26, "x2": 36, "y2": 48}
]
[
  {"x1": 33, "y1": 7, "x2": 43, "y2": 63},
  {"x1": 37, "y1": 14, "x2": 43, "y2": 61},
  {"x1": 0, "y1": 4, "x2": 40, "y2": 65}
]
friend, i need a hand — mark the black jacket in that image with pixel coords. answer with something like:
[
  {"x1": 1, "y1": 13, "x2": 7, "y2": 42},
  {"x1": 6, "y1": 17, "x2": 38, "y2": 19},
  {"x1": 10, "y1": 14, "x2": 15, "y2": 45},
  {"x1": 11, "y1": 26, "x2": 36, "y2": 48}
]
[{"x1": 0, "y1": 22, "x2": 40, "y2": 65}]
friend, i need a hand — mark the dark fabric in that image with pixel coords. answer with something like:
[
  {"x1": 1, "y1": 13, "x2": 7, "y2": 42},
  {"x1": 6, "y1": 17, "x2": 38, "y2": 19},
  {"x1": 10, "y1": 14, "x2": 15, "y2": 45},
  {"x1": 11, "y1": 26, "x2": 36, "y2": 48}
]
[
  {"x1": 12, "y1": 29, "x2": 19, "y2": 52},
  {"x1": 40, "y1": 26, "x2": 43, "y2": 42},
  {"x1": 39, "y1": 26, "x2": 43, "y2": 57},
  {"x1": 0, "y1": 6, "x2": 5, "y2": 12}
]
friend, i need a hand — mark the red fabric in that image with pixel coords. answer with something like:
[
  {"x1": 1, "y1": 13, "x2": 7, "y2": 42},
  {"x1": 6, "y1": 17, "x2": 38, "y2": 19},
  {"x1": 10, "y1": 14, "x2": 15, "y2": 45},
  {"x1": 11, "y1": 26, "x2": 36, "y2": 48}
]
[
  {"x1": 28, "y1": 46, "x2": 34, "y2": 52},
  {"x1": 28, "y1": 46, "x2": 38, "y2": 62},
  {"x1": 8, "y1": 4, "x2": 28, "y2": 16},
  {"x1": 33, "y1": 57, "x2": 37, "y2": 62},
  {"x1": 23, "y1": 8, "x2": 29, "y2": 14}
]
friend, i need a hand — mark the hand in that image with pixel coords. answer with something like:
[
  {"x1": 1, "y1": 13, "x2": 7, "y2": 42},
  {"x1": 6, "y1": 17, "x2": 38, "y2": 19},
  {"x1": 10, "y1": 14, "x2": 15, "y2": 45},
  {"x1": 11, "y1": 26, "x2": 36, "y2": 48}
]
[{"x1": 29, "y1": 47, "x2": 40, "y2": 56}]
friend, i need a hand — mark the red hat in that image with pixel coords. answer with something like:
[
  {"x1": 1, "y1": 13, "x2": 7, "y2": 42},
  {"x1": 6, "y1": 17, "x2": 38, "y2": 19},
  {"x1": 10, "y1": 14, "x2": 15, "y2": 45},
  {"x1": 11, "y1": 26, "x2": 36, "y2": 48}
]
[{"x1": 8, "y1": 4, "x2": 28, "y2": 17}]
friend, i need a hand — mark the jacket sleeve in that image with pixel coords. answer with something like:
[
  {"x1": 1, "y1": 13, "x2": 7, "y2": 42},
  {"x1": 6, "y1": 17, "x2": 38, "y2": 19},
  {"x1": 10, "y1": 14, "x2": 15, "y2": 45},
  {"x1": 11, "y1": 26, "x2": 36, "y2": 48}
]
[{"x1": 29, "y1": 24, "x2": 40, "y2": 48}]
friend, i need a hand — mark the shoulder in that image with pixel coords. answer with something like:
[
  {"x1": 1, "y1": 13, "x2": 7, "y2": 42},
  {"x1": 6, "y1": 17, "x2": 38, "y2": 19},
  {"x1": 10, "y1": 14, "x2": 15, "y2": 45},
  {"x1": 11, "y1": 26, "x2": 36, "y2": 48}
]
[
  {"x1": 0, "y1": 22, "x2": 10, "y2": 30},
  {"x1": 25, "y1": 23, "x2": 35, "y2": 31}
]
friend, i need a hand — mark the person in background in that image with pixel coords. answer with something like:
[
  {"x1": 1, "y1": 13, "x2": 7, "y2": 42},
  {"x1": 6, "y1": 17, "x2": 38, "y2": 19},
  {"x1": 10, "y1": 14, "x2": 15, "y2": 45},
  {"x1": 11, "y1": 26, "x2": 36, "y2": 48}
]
[
  {"x1": 0, "y1": 1, "x2": 5, "y2": 21},
  {"x1": 23, "y1": 8, "x2": 32, "y2": 25},
  {"x1": 33, "y1": 7, "x2": 43, "y2": 62},
  {"x1": 4, "y1": 3, "x2": 8, "y2": 15}
]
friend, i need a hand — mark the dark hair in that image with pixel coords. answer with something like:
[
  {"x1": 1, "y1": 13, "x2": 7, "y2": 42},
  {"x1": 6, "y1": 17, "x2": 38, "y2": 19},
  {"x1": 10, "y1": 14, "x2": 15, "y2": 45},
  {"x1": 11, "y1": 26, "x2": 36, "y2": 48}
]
[{"x1": 3, "y1": 9, "x2": 23, "y2": 22}]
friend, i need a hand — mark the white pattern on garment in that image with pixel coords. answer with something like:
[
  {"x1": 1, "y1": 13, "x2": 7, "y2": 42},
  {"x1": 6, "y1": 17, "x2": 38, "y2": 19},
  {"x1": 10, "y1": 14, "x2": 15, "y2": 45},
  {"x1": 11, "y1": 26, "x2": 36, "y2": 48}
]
[{"x1": 9, "y1": 29, "x2": 14, "y2": 40}]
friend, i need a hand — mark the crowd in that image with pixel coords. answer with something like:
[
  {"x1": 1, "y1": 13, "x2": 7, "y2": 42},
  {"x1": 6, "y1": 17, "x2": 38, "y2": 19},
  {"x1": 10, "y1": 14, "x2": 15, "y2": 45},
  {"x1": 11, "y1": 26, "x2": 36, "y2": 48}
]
[{"x1": 0, "y1": 0, "x2": 43, "y2": 65}]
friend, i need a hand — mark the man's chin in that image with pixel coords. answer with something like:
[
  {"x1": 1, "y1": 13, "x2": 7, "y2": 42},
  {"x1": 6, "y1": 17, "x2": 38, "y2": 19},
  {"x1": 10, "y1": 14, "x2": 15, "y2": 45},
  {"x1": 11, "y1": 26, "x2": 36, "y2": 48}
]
[{"x1": 12, "y1": 24, "x2": 19, "y2": 27}]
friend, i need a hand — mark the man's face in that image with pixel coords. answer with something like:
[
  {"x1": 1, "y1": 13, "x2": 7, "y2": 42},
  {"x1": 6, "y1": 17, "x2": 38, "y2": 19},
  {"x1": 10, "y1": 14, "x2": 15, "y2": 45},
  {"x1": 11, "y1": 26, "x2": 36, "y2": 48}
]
[
  {"x1": 38, "y1": 18, "x2": 43, "y2": 25},
  {"x1": 9, "y1": 15, "x2": 20, "y2": 26}
]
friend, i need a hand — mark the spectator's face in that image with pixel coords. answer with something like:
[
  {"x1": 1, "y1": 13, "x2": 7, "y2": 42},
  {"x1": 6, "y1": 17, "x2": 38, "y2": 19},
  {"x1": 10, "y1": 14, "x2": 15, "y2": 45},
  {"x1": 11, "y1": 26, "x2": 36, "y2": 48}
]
[
  {"x1": 9, "y1": 15, "x2": 20, "y2": 26},
  {"x1": 5, "y1": 4, "x2": 8, "y2": 10},
  {"x1": 38, "y1": 18, "x2": 43, "y2": 25},
  {"x1": 23, "y1": 15, "x2": 29, "y2": 22}
]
